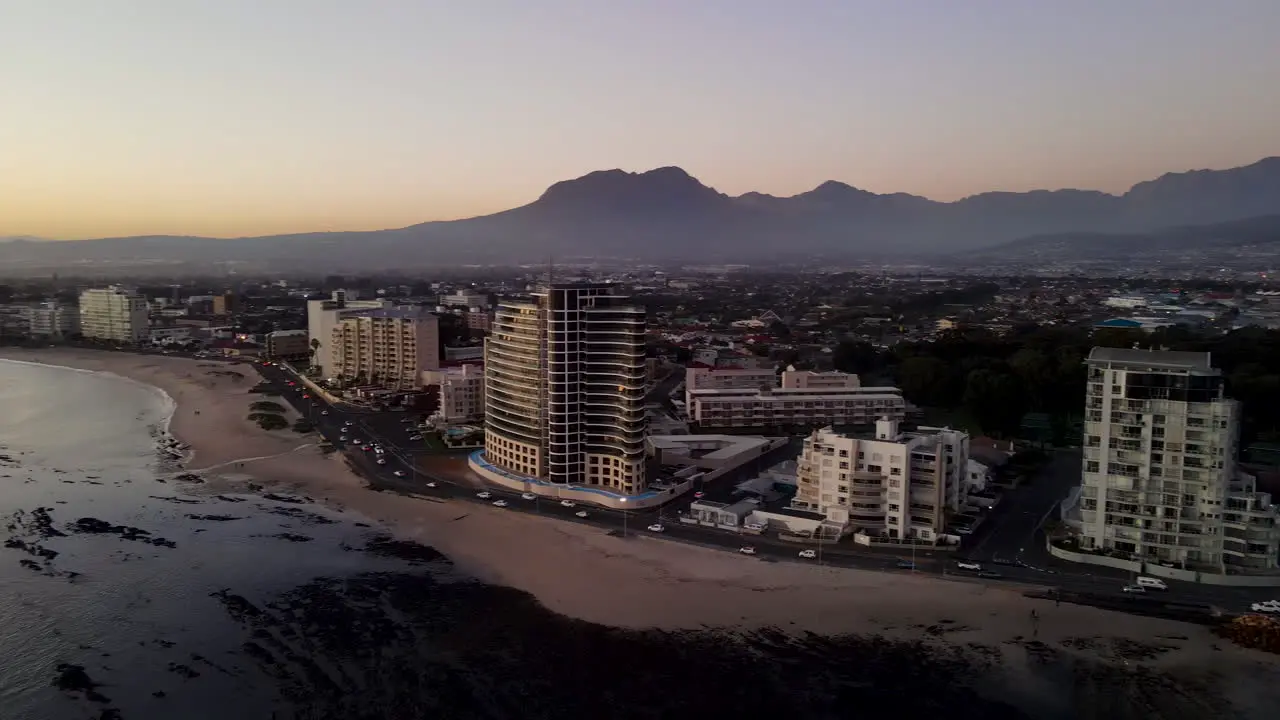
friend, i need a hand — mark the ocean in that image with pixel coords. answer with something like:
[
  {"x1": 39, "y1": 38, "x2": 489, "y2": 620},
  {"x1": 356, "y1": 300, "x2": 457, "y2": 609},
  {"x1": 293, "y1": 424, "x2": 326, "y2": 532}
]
[{"x1": 0, "y1": 359, "x2": 1259, "y2": 720}]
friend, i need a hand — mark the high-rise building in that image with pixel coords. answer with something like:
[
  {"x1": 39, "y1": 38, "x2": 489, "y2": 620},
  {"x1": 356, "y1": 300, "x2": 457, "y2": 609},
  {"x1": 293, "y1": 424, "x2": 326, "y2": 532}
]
[
  {"x1": 1078, "y1": 347, "x2": 1279, "y2": 572},
  {"x1": 306, "y1": 290, "x2": 393, "y2": 378},
  {"x1": 79, "y1": 286, "x2": 149, "y2": 343},
  {"x1": 793, "y1": 418, "x2": 969, "y2": 541},
  {"x1": 329, "y1": 308, "x2": 440, "y2": 390},
  {"x1": 483, "y1": 283, "x2": 648, "y2": 493},
  {"x1": 212, "y1": 291, "x2": 238, "y2": 316},
  {"x1": 26, "y1": 302, "x2": 80, "y2": 338}
]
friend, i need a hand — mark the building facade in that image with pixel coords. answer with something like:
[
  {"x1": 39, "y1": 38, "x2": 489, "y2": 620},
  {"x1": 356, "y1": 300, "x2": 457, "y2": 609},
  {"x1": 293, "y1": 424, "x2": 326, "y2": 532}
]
[
  {"x1": 424, "y1": 364, "x2": 485, "y2": 423},
  {"x1": 686, "y1": 369, "x2": 905, "y2": 430},
  {"x1": 27, "y1": 302, "x2": 80, "y2": 338},
  {"x1": 792, "y1": 418, "x2": 970, "y2": 542},
  {"x1": 328, "y1": 308, "x2": 439, "y2": 390},
  {"x1": 79, "y1": 286, "x2": 149, "y2": 343},
  {"x1": 211, "y1": 291, "x2": 238, "y2": 316},
  {"x1": 483, "y1": 283, "x2": 648, "y2": 493},
  {"x1": 1076, "y1": 347, "x2": 1279, "y2": 572},
  {"x1": 305, "y1": 290, "x2": 393, "y2": 378},
  {"x1": 265, "y1": 329, "x2": 311, "y2": 361}
]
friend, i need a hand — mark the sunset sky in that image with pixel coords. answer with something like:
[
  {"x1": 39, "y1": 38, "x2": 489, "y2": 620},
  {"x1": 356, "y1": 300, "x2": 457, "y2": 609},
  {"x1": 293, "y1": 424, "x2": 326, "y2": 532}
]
[{"x1": 2, "y1": 0, "x2": 1277, "y2": 240}]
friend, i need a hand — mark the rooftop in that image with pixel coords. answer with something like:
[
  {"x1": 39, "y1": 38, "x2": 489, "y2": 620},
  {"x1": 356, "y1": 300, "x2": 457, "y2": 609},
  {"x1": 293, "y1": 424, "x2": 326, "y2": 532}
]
[{"x1": 1087, "y1": 346, "x2": 1213, "y2": 371}]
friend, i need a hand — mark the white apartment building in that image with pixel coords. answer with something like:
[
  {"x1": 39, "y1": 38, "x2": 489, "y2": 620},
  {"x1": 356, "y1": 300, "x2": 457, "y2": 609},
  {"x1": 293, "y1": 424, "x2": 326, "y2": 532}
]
[
  {"x1": 329, "y1": 308, "x2": 440, "y2": 390},
  {"x1": 439, "y1": 289, "x2": 490, "y2": 309},
  {"x1": 423, "y1": 365, "x2": 485, "y2": 423},
  {"x1": 1077, "y1": 347, "x2": 1280, "y2": 572},
  {"x1": 687, "y1": 368, "x2": 905, "y2": 429},
  {"x1": 79, "y1": 286, "x2": 149, "y2": 343},
  {"x1": 306, "y1": 290, "x2": 393, "y2": 378},
  {"x1": 793, "y1": 418, "x2": 970, "y2": 542},
  {"x1": 26, "y1": 302, "x2": 80, "y2": 338}
]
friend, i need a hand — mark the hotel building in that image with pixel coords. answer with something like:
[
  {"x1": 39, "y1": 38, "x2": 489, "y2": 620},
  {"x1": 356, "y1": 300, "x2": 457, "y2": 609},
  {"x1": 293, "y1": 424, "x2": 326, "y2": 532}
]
[
  {"x1": 685, "y1": 368, "x2": 906, "y2": 430},
  {"x1": 79, "y1": 286, "x2": 150, "y2": 343},
  {"x1": 793, "y1": 418, "x2": 969, "y2": 541},
  {"x1": 1077, "y1": 347, "x2": 1280, "y2": 571},
  {"x1": 329, "y1": 308, "x2": 440, "y2": 390},
  {"x1": 483, "y1": 283, "x2": 648, "y2": 493},
  {"x1": 306, "y1": 290, "x2": 394, "y2": 378},
  {"x1": 27, "y1": 302, "x2": 80, "y2": 339}
]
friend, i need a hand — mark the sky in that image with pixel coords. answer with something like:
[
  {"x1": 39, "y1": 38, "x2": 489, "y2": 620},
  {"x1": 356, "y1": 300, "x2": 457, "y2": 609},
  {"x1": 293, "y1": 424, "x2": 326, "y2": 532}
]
[{"x1": 1, "y1": 0, "x2": 1277, "y2": 240}]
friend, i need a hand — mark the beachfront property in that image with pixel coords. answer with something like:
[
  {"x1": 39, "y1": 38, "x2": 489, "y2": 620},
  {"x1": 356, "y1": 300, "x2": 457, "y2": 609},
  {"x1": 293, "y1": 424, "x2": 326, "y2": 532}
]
[
  {"x1": 1068, "y1": 347, "x2": 1280, "y2": 574},
  {"x1": 329, "y1": 307, "x2": 440, "y2": 391},
  {"x1": 478, "y1": 282, "x2": 648, "y2": 493},
  {"x1": 25, "y1": 302, "x2": 80, "y2": 339},
  {"x1": 79, "y1": 286, "x2": 150, "y2": 344},
  {"x1": 265, "y1": 329, "x2": 311, "y2": 362},
  {"x1": 423, "y1": 364, "x2": 485, "y2": 424},
  {"x1": 685, "y1": 366, "x2": 907, "y2": 430},
  {"x1": 791, "y1": 418, "x2": 971, "y2": 542},
  {"x1": 305, "y1": 290, "x2": 394, "y2": 378}
]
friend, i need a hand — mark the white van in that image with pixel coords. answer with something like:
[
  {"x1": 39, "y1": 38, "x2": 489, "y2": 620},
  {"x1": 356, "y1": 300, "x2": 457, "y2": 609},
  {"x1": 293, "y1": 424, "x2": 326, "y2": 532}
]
[{"x1": 1135, "y1": 576, "x2": 1168, "y2": 590}]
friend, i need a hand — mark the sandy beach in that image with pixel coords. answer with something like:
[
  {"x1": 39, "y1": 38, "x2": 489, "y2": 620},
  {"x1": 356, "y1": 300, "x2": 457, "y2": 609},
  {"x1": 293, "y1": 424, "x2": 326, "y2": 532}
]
[{"x1": 3, "y1": 347, "x2": 1278, "y2": 713}]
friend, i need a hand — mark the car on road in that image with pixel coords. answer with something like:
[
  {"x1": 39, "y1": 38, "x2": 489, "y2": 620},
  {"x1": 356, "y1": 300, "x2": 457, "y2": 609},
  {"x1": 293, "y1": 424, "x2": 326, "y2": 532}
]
[
  {"x1": 302, "y1": 394, "x2": 310, "y2": 399},
  {"x1": 956, "y1": 561, "x2": 982, "y2": 571},
  {"x1": 477, "y1": 491, "x2": 492, "y2": 499},
  {"x1": 400, "y1": 418, "x2": 415, "y2": 424},
  {"x1": 339, "y1": 435, "x2": 347, "y2": 442},
  {"x1": 343, "y1": 421, "x2": 353, "y2": 427},
  {"x1": 574, "y1": 510, "x2": 589, "y2": 518},
  {"x1": 521, "y1": 493, "x2": 536, "y2": 501},
  {"x1": 1122, "y1": 584, "x2": 1146, "y2": 593},
  {"x1": 693, "y1": 491, "x2": 705, "y2": 499},
  {"x1": 492, "y1": 499, "x2": 508, "y2": 508},
  {"x1": 991, "y1": 557, "x2": 1014, "y2": 566},
  {"x1": 1250, "y1": 601, "x2": 1280, "y2": 613},
  {"x1": 895, "y1": 560, "x2": 916, "y2": 570},
  {"x1": 977, "y1": 571, "x2": 1003, "y2": 579},
  {"x1": 392, "y1": 470, "x2": 405, "y2": 477},
  {"x1": 739, "y1": 546, "x2": 757, "y2": 555},
  {"x1": 376, "y1": 458, "x2": 386, "y2": 465},
  {"x1": 798, "y1": 549, "x2": 817, "y2": 559},
  {"x1": 425, "y1": 481, "x2": 437, "y2": 488},
  {"x1": 408, "y1": 434, "x2": 423, "y2": 441},
  {"x1": 321, "y1": 410, "x2": 329, "y2": 415},
  {"x1": 560, "y1": 500, "x2": 576, "y2": 508},
  {"x1": 361, "y1": 445, "x2": 372, "y2": 452},
  {"x1": 646, "y1": 524, "x2": 665, "y2": 533}
]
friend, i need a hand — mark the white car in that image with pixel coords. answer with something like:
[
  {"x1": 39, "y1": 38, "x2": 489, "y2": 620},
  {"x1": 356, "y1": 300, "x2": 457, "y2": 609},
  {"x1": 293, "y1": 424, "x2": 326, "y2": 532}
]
[
  {"x1": 1122, "y1": 584, "x2": 1146, "y2": 593},
  {"x1": 956, "y1": 561, "x2": 982, "y2": 571},
  {"x1": 425, "y1": 481, "x2": 437, "y2": 488},
  {"x1": 646, "y1": 523, "x2": 665, "y2": 533},
  {"x1": 376, "y1": 458, "x2": 386, "y2": 465},
  {"x1": 521, "y1": 493, "x2": 537, "y2": 501},
  {"x1": 798, "y1": 549, "x2": 817, "y2": 559},
  {"x1": 739, "y1": 546, "x2": 757, "y2": 555},
  {"x1": 492, "y1": 500, "x2": 508, "y2": 508},
  {"x1": 574, "y1": 510, "x2": 589, "y2": 518},
  {"x1": 477, "y1": 491, "x2": 492, "y2": 500},
  {"x1": 320, "y1": 410, "x2": 329, "y2": 416},
  {"x1": 392, "y1": 470, "x2": 405, "y2": 477},
  {"x1": 339, "y1": 436, "x2": 348, "y2": 442},
  {"x1": 409, "y1": 434, "x2": 423, "y2": 441},
  {"x1": 560, "y1": 500, "x2": 576, "y2": 508},
  {"x1": 1251, "y1": 600, "x2": 1280, "y2": 613}
]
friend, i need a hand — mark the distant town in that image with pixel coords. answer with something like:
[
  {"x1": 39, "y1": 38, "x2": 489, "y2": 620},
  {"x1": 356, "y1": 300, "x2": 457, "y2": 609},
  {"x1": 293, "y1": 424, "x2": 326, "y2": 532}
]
[{"x1": 2, "y1": 267, "x2": 1279, "y2": 608}]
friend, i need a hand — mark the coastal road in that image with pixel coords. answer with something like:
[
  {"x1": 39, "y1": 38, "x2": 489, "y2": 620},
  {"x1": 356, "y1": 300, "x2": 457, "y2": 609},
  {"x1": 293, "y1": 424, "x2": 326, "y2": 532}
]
[{"x1": 254, "y1": 363, "x2": 1280, "y2": 613}]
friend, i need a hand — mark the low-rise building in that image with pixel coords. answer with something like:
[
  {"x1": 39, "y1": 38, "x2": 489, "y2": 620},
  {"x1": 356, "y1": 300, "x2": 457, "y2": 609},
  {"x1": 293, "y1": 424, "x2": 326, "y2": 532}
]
[
  {"x1": 26, "y1": 302, "x2": 80, "y2": 338},
  {"x1": 687, "y1": 369, "x2": 905, "y2": 431},
  {"x1": 423, "y1": 364, "x2": 485, "y2": 423},
  {"x1": 792, "y1": 418, "x2": 970, "y2": 542},
  {"x1": 265, "y1": 329, "x2": 310, "y2": 362}
]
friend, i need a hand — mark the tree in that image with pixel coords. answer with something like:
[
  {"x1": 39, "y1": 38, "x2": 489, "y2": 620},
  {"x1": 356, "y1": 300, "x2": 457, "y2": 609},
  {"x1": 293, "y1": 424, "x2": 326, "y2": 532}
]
[
  {"x1": 247, "y1": 413, "x2": 289, "y2": 431},
  {"x1": 895, "y1": 356, "x2": 954, "y2": 407},
  {"x1": 250, "y1": 401, "x2": 287, "y2": 414},
  {"x1": 962, "y1": 369, "x2": 1026, "y2": 438}
]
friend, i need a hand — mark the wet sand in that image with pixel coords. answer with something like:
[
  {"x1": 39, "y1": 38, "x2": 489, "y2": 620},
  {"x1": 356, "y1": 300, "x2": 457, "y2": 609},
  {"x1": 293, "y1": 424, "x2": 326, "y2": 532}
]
[{"x1": 3, "y1": 347, "x2": 1278, "y2": 718}]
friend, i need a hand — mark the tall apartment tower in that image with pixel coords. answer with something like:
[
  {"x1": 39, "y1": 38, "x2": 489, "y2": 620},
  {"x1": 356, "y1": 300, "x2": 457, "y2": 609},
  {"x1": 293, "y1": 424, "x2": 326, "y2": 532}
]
[
  {"x1": 79, "y1": 286, "x2": 149, "y2": 343},
  {"x1": 1079, "y1": 347, "x2": 1280, "y2": 572},
  {"x1": 483, "y1": 283, "x2": 648, "y2": 493}
]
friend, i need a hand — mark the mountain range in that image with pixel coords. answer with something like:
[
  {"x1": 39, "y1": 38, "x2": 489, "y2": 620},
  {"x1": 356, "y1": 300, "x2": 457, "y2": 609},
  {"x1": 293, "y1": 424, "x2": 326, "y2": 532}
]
[{"x1": 3, "y1": 157, "x2": 1279, "y2": 272}]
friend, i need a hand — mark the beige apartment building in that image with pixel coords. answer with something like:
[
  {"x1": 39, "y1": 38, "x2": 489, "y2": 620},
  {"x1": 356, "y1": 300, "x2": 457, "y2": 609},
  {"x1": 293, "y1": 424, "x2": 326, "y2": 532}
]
[
  {"x1": 423, "y1": 364, "x2": 485, "y2": 423},
  {"x1": 1075, "y1": 347, "x2": 1280, "y2": 572},
  {"x1": 793, "y1": 418, "x2": 970, "y2": 542},
  {"x1": 27, "y1": 302, "x2": 80, "y2": 338},
  {"x1": 686, "y1": 368, "x2": 905, "y2": 430},
  {"x1": 306, "y1": 290, "x2": 394, "y2": 378},
  {"x1": 79, "y1": 286, "x2": 149, "y2": 343},
  {"x1": 483, "y1": 283, "x2": 648, "y2": 493},
  {"x1": 329, "y1": 308, "x2": 440, "y2": 390}
]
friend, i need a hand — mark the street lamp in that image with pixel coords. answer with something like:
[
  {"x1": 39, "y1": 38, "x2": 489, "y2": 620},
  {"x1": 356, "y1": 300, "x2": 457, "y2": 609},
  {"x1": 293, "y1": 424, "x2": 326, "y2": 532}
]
[{"x1": 620, "y1": 497, "x2": 628, "y2": 537}]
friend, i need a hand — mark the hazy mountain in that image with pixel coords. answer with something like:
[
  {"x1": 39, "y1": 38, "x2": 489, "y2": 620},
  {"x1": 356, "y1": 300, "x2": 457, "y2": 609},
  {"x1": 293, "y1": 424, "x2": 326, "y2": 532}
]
[{"x1": 2, "y1": 157, "x2": 1279, "y2": 272}]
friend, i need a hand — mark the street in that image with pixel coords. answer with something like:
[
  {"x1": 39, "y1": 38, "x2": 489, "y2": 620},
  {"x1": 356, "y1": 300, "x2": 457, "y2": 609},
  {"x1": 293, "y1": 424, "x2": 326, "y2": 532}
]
[{"x1": 254, "y1": 361, "x2": 1278, "y2": 614}]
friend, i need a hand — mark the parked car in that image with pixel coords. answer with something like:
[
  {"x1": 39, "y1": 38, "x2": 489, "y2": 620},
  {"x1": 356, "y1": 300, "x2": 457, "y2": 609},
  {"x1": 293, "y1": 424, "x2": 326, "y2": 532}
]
[
  {"x1": 956, "y1": 561, "x2": 982, "y2": 571},
  {"x1": 477, "y1": 491, "x2": 492, "y2": 500},
  {"x1": 739, "y1": 546, "x2": 757, "y2": 555},
  {"x1": 1250, "y1": 600, "x2": 1280, "y2": 613},
  {"x1": 798, "y1": 549, "x2": 817, "y2": 559},
  {"x1": 895, "y1": 560, "x2": 916, "y2": 570},
  {"x1": 977, "y1": 571, "x2": 1002, "y2": 579},
  {"x1": 1122, "y1": 584, "x2": 1146, "y2": 593},
  {"x1": 646, "y1": 524, "x2": 665, "y2": 533},
  {"x1": 560, "y1": 500, "x2": 576, "y2": 508}
]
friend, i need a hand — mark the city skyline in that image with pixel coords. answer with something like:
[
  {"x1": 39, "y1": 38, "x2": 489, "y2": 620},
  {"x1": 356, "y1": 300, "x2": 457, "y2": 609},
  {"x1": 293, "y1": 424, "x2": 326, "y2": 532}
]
[{"x1": 3, "y1": 0, "x2": 1278, "y2": 240}]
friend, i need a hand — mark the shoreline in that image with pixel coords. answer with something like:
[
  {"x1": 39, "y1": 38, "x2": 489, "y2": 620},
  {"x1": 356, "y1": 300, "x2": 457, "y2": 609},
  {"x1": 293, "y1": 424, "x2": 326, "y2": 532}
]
[{"x1": 1, "y1": 347, "x2": 1277, "y2": 711}]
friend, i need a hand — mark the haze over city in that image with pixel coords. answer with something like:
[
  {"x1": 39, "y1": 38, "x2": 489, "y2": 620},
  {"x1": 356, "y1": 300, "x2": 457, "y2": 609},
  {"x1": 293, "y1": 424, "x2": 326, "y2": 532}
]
[{"x1": 3, "y1": 0, "x2": 1278, "y2": 240}]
